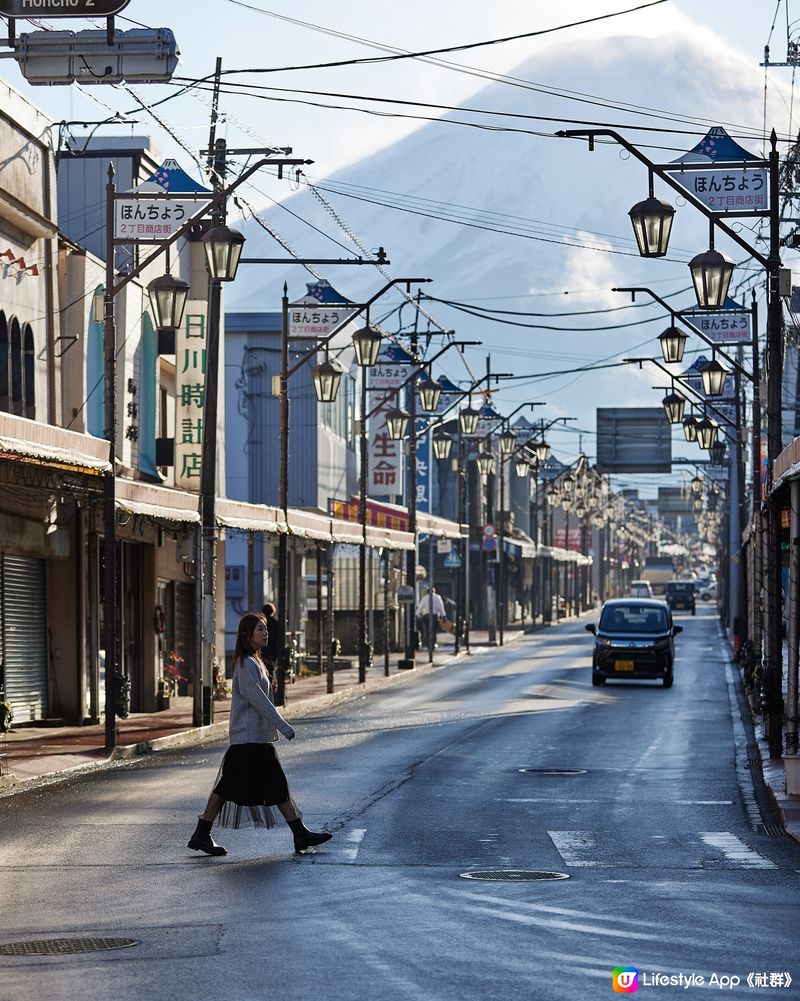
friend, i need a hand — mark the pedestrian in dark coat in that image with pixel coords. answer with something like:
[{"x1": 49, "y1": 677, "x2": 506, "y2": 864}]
[
  {"x1": 187, "y1": 611, "x2": 332, "y2": 856},
  {"x1": 261, "y1": 601, "x2": 288, "y2": 705}
]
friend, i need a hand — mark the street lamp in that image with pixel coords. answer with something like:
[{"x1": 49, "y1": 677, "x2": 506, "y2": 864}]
[
  {"x1": 202, "y1": 224, "x2": 245, "y2": 281},
  {"x1": 628, "y1": 177, "x2": 675, "y2": 257},
  {"x1": 696, "y1": 415, "x2": 719, "y2": 450},
  {"x1": 683, "y1": 415, "x2": 699, "y2": 442},
  {"x1": 515, "y1": 457, "x2": 531, "y2": 478},
  {"x1": 532, "y1": 438, "x2": 550, "y2": 463},
  {"x1": 690, "y1": 474, "x2": 703, "y2": 495},
  {"x1": 662, "y1": 390, "x2": 685, "y2": 424},
  {"x1": 146, "y1": 272, "x2": 189, "y2": 331},
  {"x1": 700, "y1": 356, "x2": 728, "y2": 397},
  {"x1": 562, "y1": 472, "x2": 575, "y2": 495},
  {"x1": 417, "y1": 375, "x2": 442, "y2": 413},
  {"x1": 459, "y1": 405, "x2": 480, "y2": 435},
  {"x1": 385, "y1": 407, "x2": 410, "y2": 440},
  {"x1": 658, "y1": 325, "x2": 688, "y2": 364},
  {"x1": 432, "y1": 429, "x2": 452, "y2": 460},
  {"x1": 311, "y1": 357, "x2": 344, "y2": 403},
  {"x1": 476, "y1": 449, "x2": 494, "y2": 477},
  {"x1": 710, "y1": 441, "x2": 727, "y2": 466},
  {"x1": 352, "y1": 324, "x2": 382, "y2": 367},
  {"x1": 499, "y1": 429, "x2": 517, "y2": 456},
  {"x1": 689, "y1": 247, "x2": 734, "y2": 309}
]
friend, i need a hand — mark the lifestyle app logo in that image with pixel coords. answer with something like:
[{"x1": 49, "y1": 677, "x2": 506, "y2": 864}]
[{"x1": 612, "y1": 967, "x2": 639, "y2": 993}]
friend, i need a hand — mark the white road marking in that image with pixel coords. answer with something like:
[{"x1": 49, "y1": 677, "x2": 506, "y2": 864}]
[
  {"x1": 700, "y1": 832, "x2": 778, "y2": 869},
  {"x1": 336, "y1": 828, "x2": 366, "y2": 862},
  {"x1": 547, "y1": 830, "x2": 611, "y2": 867}
]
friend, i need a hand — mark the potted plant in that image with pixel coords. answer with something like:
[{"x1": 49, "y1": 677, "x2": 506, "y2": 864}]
[
  {"x1": 159, "y1": 650, "x2": 186, "y2": 709},
  {"x1": 0, "y1": 699, "x2": 13, "y2": 733}
]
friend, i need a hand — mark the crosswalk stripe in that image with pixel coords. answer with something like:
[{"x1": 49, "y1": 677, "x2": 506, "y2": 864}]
[
  {"x1": 699, "y1": 832, "x2": 778, "y2": 869},
  {"x1": 547, "y1": 830, "x2": 778, "y2": 869}
]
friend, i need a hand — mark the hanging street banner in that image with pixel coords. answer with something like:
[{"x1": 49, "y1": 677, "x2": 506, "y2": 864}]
[
  {"x1": 681, "y1": 296, "x2": 752, "y2": 344},
  {"x1": 0, "y1": 0, "x2": 132, "y2": 14},
  {"x1": 666, "y1": 127, "x2": 768, "y2": 214},
  {"x1": 114, "y1": 159, "x2": 212, "y2": 242},
  {"x1": 288, "y1": 279, "x2": 355, "y2": 339},
  {"x1": 367, "y1": 344, "x2": 413, "y2": 501}
]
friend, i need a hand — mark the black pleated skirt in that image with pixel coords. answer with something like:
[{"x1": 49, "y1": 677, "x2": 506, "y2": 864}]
[{"x1": 212, "y1": 743, "x2": 299, "y2": 829}]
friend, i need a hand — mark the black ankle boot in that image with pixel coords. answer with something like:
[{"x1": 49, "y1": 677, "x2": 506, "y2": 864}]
[
  {"x1": 288, "y1": 817, "x2": 332, "y2": 853},
  {"x1": 188, "y1": 817, "x2": 227, "y2": 856}
]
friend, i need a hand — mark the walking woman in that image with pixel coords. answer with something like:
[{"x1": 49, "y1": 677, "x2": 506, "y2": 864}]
[{"x1": 188, "y1": 611, "x2": 332, "y2": 856}]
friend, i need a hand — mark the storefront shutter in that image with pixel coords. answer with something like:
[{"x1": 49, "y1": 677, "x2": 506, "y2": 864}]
[{"x1": 1, "y1": 555, "x2": 48, "y2": 723}]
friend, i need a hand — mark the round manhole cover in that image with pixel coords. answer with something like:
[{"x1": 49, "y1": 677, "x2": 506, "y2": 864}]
[
  {"x1": 460, "y1": 870, "x2": 570, "y2": 881},
  {"x1": 518, "y1": 768, "x2": 587, "y2": 775},
  {"x1": 0, "y1": 938, "x2": 139, "y2": 957}
]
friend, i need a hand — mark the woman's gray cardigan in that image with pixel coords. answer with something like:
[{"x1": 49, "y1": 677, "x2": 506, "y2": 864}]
[{"x1": 229, "y1": 655, "x2": 295, "y2": 744}]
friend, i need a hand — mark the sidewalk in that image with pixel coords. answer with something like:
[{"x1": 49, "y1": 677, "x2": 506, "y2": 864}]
[{"x1": 0, "y1": 628, "x2": 517, "y2": 797}]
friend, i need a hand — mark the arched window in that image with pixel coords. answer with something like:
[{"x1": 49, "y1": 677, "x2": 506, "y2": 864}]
[
  {"x1": 0, "y1": 312, "x2": 8, "y2": 413},
  {"x1": 23, "y1": 324, "x2": 35, "y2": 420},
  {"x1": 10, "y1": 317, "x2": 22, "y2": 417}
]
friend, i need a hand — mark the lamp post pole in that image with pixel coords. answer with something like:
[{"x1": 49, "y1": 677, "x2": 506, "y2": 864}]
[
  {"x1": 358, "y1": 364, "x2": 369, "y2": 682},
  {"x1": 103, "y1": 164, "x2": 118, "y2": 751}
]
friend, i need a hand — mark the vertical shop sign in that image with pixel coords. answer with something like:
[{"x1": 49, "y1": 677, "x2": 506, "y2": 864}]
[{"x1": 174, "y1": 299, "x2": 208, "y2": 490}]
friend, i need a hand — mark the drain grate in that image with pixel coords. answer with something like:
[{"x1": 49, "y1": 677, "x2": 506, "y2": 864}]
[
  {"x1": 518, "y1": 768, "x2": 587, "y2": 776},
  {"x1": 755, "y1": 824, "x2": 787, "y2": 838},
  {"x1": 0, "y1": 938, "x2": 139, "y2": 957},
  {"x1": 460, "y1": 870, "x2": 570, "y2": 881}
]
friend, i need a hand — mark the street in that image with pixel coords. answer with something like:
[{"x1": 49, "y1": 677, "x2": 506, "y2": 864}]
[{"x1": 1, "y1": 606, "x2": 798, "y2": 1001}]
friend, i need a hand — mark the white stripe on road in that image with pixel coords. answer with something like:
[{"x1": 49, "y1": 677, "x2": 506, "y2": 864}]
[
  {"x1": 699, "y1": 832, "x2": 778, "y2": 869},
  {"x1": 337, "y1": 828, "x2": 366, "y2": 861},
  {"x1": 547, "y1": 830, "x2": 611, "y2": 867}
]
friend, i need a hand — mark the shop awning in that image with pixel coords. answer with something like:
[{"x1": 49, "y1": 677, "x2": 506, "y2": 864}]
[
  {"x1": 535, "y1": 543, "x2": 592, "y2": 566},
  {"x1": 0, "y1": 413, "x2": 111, "y2": 475},
  {"x1": 216, "y1": 498, "x2": 286, "y2": 534},
  {"x1": 503, "y1": 538, "x2": 537, "y2": 559},
  {"x1": 116, "y1": 479, "x2": 200, "y2": 523}
]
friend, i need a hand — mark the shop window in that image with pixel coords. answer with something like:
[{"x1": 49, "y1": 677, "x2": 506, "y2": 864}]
[
  {"x1": 23, "y1": 324, "x2": 34, "y2": 419},
  {"x1": 10, "y1": 316, "x2": 22, "y2": 416},
  {"x1": 0, "y1": 312, "x2": 8, "y2": 412}
]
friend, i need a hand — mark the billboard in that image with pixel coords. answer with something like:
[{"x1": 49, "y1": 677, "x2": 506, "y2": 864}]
[{"x1": 596, "y1": 408, "x2": 672, "y2": 474}]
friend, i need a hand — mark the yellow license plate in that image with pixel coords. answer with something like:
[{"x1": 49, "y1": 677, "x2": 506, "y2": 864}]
[{"x1": 615, "y1": 660, "x2": 635, "y2": 671}]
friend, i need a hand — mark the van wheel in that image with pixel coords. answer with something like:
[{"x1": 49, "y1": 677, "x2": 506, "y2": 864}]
[
  {"x1": 592, "y1": 673, "x2": 605, "y2": 687},
  {"x1": 663, "y1": 672, "x2": 674, "y2": 689}
]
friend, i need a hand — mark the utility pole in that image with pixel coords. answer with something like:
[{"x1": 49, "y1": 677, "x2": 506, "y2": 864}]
[{"x1": 401, "y1": 295, "x2": 421, "y2": 669}]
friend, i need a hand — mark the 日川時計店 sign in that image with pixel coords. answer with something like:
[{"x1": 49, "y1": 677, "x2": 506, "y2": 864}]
[
  {"x1": 0, "y1": 0, "x2": 132, "y2": 14},
  {"x1": 673, "y1": 167, "x2": 768, "y2": 213}
]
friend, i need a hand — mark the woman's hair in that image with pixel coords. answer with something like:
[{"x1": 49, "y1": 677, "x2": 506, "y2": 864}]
[{"x1": 232, "y1": 612, "x2": 268, "y2": 673}]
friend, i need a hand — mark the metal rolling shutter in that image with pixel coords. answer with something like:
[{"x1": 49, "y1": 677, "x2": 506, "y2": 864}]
[{"x1": 1, "y1": 555, "x2": 48, "y2": 723}]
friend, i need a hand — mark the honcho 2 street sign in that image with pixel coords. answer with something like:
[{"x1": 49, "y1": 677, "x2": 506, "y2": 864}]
[{"x1": 0, "y1": 0, "x2": 132, "y2": 15}]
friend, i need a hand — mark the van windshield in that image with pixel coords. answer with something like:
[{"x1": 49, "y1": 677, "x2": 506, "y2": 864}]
[{"x1": 600, "y1": 605, "x2": 668, "y2": 633}]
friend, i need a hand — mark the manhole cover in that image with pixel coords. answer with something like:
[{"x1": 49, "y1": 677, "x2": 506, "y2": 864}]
[
  {"x1": 0, "y1": 938, "x2": 139, "y2": 957},
  {"x1": 460, "y1": 870, "x2": 570, "y2": 881},
  {"x1": 518, "y1": 768, "x2": 587, "y2": 775}
]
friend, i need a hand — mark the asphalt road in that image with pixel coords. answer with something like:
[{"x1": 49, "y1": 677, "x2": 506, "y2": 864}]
[{"x1": 1, "y1": 606, "x2": 798, "y2": 1001}]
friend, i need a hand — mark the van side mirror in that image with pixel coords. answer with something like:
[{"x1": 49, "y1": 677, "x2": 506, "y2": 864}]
[
  {"x1": 673, "y1": 624, "x2": 683, "y2": 635},
  {"x1": 585, "y1": 623, "x2": 596, "y2": 635}
]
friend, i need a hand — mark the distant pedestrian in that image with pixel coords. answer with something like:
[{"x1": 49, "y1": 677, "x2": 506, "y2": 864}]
[
  {"x1": 417, "y1": 587, "x2": 446, "y2": 648},
  {"x1": 187, "y1": 611, "x2": 332, "y2": 857},
  {"x1": 261, "y1": 601, "x2": 288, "y2": 705}
]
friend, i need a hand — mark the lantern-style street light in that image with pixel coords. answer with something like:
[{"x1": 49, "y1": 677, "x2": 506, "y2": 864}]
[
  {"x1": 385, "y1": 407, "x2": 410, "y2": 440},
  {"x1": 700, "y1": 356, "x2": 728, "y2": 397},
  {"x1": 352, "y1": 324, "x2": 382, "y2": 367},
  {"x1": 311, "y1": 357, "x2": 344, "y2": 403},
  {"x1": 515, "y1": 457, "x2": 531, "y2": 478},
  {"x1": 695, "y1": 415, "x2": 719, "y2": 450},
  {"x1": 683, "y1": 415, "x2": 699, "y2": 442},
  {"x1": 459, "y1": 405, "x2": 480, "y2": 436},
  {"x1": 689, "y1": 247, "x2": 734, "y2": 309},
  {"x1": 658, "y1": 324, "x2": 688, "y2": 364},
  {"x1": 476, "y1": 449, "x2": 495, "y2": 477},
  {"x1": 532, "y1": 438, "x2": 550, "y2": 463},
  {"x1": 432, "y1": 429, "x2": 452, "y2": 460},
  {"x1": 662, "y1": 390, "x2": 685, "y2": 424},
  {"x1": 417, "y1": 375, "x2": 442, "y2": 413},
  {"x1": 202, "y1": 224, "x2": 245, "y2": 281},
  {"x1": 147, "y1": 272, "x2": 190, "y2": 331},
  {"x1": 499, "y1": 428, "x2": 517, "y2": 456},
  {"x1": 628, "y1": 174, "x2": 675, "y2": 257}
]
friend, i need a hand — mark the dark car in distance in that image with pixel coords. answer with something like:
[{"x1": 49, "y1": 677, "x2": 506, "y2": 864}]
[
  {"x1": 586, "y1": 598, "x2": 682, "y2": 688},
  {"x1": 665, "y1": 580, "x2": 696, "y2": 615}
]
